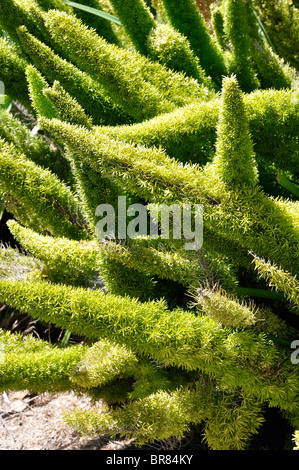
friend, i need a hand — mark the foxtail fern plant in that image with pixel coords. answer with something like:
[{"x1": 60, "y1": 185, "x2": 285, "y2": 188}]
[{"x1": 0, "y1": 0, "x2": 298, "y2": 450}]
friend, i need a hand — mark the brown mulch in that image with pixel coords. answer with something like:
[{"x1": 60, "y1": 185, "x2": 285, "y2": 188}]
[{"x1": 0, "y1": 390, "x2": 135, "y2": 451}]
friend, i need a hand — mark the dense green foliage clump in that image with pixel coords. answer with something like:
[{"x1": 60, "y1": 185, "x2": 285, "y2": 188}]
[
  {"x1": 252, "y1": 0, "x2": 299, "y2": 71},
  {"x1": 0, "y1": 0, "x2": 298, "y2": 450}
]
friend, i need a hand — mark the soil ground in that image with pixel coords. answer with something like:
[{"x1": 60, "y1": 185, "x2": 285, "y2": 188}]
[{"x1": 0, "y1": 389, "x2": 135, "y2": 450}]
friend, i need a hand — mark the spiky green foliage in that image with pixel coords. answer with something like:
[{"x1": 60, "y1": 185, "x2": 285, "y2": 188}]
[
  {"x1": 43, "y1": 10, "x2": 174, "y2": 120},
  {"x1": 109, "y1": 0, "x2": 212, "y2": 88},
  {"x1": 39, "y1": 115, "x2": 299, "y2": 276},
  {"x1": 43, "y1": 81, "x2": 93, "y2": 128},
  {"x1": 0, "y1": 329, "x2": 86, "y2": 393},
  {"x1": 1, "y1": 278, "x2": 299, "y2": 415},
  {"x1": 252, "y1": 255, "x2": 299, "y2": 312},
  {"x1": 70, "y1": 339, "x2": 138, "y2": 388},
  {"x1": 222, "y1": 0, "x2": 260, "y2": 92},
  {"x1": 0, "y1": 107, "x2": 64, "y2": 175},
  {"x1": 66, "y1": 0, "x2": 121, "y2": 45},
  {"x1": 194, "y1": 285, "x2": 258, "y2": 328},
  {"x1": 17, "y1": 26, "x2": 129, "y2": 125},
  {"x1": 250, "y1": 40, "x2": 294, "y2": 91},
  {"x1": 0, "y1": 107, "x2": 72, "y2": 187},
  {"x1": 26, "y1": 65, "x2": 58, "y2": 119},
  {"x1": 253, "y1": 0, "x2": 299, "y2": 71},
  {"x1": 43, "y1": 10, "x2": 214, "y2": 118},
  {"x1": 98, "y1": 239, "x2": 200, "y2": 287},
  {"x1": 211, "y1": 76, "x2": 258, "y2": 187},
  {"x1": 38, "y1": 116, "x2": 213, "y2": 205},
  {"x1": 0, "y1": 38, "x2": 31, "y2": 110},
  {"x1": 109, "y1": 0, "x2": 155, "y2": 55},
  {"x1": 92, "y1": 88, "x2": 299, "y2": 176},
  {"x1": 63, "y1": 382, "x2": 267, "y2": 449},
  {"x1": 0, "y1": 244, "x2": 43, "y2": 281},
  {"x1": 147, "y1": 23, "x2": 211, "y2": 85},
  {"x1": 64, "y1": 383, "x2": 207, "y2": 445},
  {"x1": 0, "y1": 140, "x2": 88, "y2": 239},
  {"x1": 0, "y1": 0, "x2": 47, "y2": 46},
  {"x1": 6, "y1": 220, "x2": 101, "y2": 285},
  {"x1": 200, "y1": 390, "x2": 265, "y2": 450},
  {"x1": 212, "y1": 0, "x2": 296, "y2": 93},
  {"x1": 210, "y1": 4, "x2": 227, "y2": 52},
  {"x1": 34, "y1": 0, "x2": 73, "y2": 12},
  {"x1": 160, "y1": 0, "x2": 227, "y2": 85},
  {"x1": 0, "y1": 0, "x2": 298, "y2": 450}
]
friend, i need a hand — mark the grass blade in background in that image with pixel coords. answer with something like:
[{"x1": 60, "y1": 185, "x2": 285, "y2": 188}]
[
  {"x1": 235, "y1": 286, "x2": 285, "y2": 301},
  {"x1": 277, "y1": 172, "x2": 299, "y2": 199},
  {"x1": 249, "y1": 4, "x2": 277, "y2": 54},
  {"x1": 63, "y1": 1, "x2": 122, "y2": 25},
  {"x1": 0, "y1": 194, "x2": 5, "y2": 222}
]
